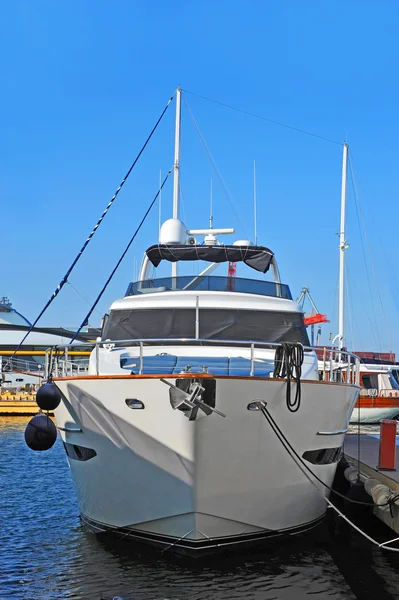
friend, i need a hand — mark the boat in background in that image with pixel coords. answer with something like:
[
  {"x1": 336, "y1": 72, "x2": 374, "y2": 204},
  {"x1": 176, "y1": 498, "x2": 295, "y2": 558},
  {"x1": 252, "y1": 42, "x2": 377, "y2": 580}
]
[
  {"x1": 354, "y1": 368, "x2": 399, "y2": 423},
  {"x1": 349, "y1": 352, "x2": 399, "y2": 423},
  {"x1": 0, "y1": 296, "x2": 95, "y2": 412},
  {"x1": 308, "y1": 141, "x2": 399, "y2": 425}
]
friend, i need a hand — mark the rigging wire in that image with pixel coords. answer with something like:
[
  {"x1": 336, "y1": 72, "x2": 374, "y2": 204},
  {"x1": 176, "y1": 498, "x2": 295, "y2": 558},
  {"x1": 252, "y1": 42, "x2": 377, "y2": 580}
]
[
  {"x1": 179, "y1": 180, "x2": 188, "y2": 229},
  {"x1": 344, "y1": 261, "x2": 355, "y2": 351},
  {"x1": 345, "y1": 265, "x2": 364, "y2": 350},
  {"x1": 347, "y1": 159, "x2": 382, "y2": 350},
  {"x1": 350, "y1": 153, "x2": 399, "y2": 353},
  {"x1": 330, "y1": 268, "x2": 339, "y2": 344},
  {"x1": 183, "y1": 89, "x2": 343, "y2": 147},
  {"x1": 348, "y1": 155, "x2": 399, "y2": 301},
  {"x1": 348, "y1": 151, "x2": 393, "y2": 351},
  {"x1": 66, "y1": 282, "x2": 103, "y2": 318},
  {"x1": 345, "y1": 267, "x2": 382, "y2": 351},
  {"x1": 4, "y1": 93, "x2": 174, "y2": 369},
  {"x1": 182, "y1": 95, "x2": 250, "y2": 239},
  {"x1": 70, "y1": 168, "x2": 173, "y2": 342}
]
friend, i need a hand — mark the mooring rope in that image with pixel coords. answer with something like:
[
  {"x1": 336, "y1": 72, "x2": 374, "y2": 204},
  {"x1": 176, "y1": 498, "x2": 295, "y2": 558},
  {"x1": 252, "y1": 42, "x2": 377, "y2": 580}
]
[
  {"x1": 257, "y1": 401, "x2": 399, "y2": 552},
  {"x1": 273, "y1": 342, "x2": 304, "y2": 412},
  {"x1": 70, "y1": 168, "x2": 173, "y2": 343}
]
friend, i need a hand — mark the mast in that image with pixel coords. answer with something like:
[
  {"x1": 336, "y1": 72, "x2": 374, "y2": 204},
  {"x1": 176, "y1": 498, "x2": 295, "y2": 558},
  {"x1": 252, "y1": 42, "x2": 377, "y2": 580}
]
[
  {"x1": 172, "y1": 87, "x2": 182, "y2": 278},
  {"x1": 209, "y1": 179, "x2": 213, "y2": 229},
  {"x1": 253, "y1": 160, "x2": 257, "y2": 245},
  {"x1": 338, "y1": 143, "x2": 349, "y2": 351},
  {"x1": 159, "y1": 169, "x2": 162, "y2": 236}
]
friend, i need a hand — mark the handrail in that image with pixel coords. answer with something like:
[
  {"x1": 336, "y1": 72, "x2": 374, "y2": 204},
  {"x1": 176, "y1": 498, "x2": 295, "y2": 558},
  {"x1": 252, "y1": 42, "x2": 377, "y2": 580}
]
[
  {"x1": 0, "y1": 350, "x2": 91, "y2": 356},
  {"x1": 359, "y1": 388, "x2": 399, "y2": 398},
  {"x1": 379, "y1": 389, "x2": 399, "y2": 398},
  {"x1": 45, "y1": 337, "x2": 361, "y2": 384}
]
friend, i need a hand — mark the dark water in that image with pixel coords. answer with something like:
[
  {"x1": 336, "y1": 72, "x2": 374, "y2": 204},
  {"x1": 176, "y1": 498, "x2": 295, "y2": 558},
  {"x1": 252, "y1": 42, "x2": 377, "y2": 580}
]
[{"x1": 1, "y1": 418, "x2": 399, "y2": 600}]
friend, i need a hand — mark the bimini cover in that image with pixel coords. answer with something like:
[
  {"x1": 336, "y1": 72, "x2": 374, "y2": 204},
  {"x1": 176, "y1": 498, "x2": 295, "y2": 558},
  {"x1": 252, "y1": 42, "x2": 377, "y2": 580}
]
[{"x1": 146, "y1": 244, "x2": 274, "y2": 274}]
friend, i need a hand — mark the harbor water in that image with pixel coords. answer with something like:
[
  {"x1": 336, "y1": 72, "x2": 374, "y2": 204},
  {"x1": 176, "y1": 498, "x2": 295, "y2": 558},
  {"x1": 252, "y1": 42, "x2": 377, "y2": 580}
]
[{"x1": 1, "y1": 418, "x2": 399, "y2": 600}]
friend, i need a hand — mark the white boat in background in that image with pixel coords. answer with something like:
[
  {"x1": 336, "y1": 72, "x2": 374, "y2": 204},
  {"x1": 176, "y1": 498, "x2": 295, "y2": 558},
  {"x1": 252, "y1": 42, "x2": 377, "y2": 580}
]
[
  {"x1": 351, "y1": 367, "x2": 399, "y2": 424},
  {"x1": 0, "y1": 296, "x2": 92, "y2": 389},
  {"x1": 313, "y1": 142, "x2": 399, "y2": 425},
  {"x1": 317, "y1": 353, "x2": 399, "y2": 424},
  {"x1": 39, "y1": 89, "x2": 360, "y2": 556}
]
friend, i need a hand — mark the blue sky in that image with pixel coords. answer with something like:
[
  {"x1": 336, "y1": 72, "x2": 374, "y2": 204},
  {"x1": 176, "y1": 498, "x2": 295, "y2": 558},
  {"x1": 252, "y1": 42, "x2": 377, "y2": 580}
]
[{"x1": 1, "y1": 0, "x2": 399, "y2": 353}]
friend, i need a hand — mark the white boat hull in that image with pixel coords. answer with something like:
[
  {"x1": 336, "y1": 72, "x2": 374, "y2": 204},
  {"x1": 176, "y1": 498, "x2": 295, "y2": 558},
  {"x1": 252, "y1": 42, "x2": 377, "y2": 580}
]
[
  {"x1": 54, "y1": 375, "x2": 358, "y2": 555},
  {"x1": 350, "y1": 406, "x2": 399, "y2": 424}
]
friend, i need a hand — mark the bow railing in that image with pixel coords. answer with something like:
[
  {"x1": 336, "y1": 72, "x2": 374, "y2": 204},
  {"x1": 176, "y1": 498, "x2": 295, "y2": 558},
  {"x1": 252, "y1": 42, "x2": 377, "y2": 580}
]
[{"x1": 44, "y1": 338, "x2": 361, "y2": 385}]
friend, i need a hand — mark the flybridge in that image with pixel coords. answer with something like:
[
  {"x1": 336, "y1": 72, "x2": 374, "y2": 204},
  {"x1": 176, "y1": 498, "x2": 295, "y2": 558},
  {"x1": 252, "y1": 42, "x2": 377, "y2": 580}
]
[{"x1": 146, "y1": 244, "x2": 274, "y2": 274}]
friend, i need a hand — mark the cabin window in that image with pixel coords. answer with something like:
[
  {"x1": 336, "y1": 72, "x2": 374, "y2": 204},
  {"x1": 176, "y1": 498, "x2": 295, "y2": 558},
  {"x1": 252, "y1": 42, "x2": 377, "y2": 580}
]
[
  {"x1": 361, "y1": 374, "x2": 379, "y2": 390},
  {"x1": 391, "y1": 370, "x2": 399, "y2": 386},
  {"x1": 390, "y1": 373, "x2": 399, "y2": 389},
  {"x1": 102, "y1": 308, "x2": 309, "y2": 345}
]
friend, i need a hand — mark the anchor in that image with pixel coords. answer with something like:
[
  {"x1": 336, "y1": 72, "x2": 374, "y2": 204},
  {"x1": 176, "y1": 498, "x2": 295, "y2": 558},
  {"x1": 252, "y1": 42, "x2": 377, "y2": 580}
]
[{"x1": 160, "y1": 378, "x2": 226, "y2": 420}]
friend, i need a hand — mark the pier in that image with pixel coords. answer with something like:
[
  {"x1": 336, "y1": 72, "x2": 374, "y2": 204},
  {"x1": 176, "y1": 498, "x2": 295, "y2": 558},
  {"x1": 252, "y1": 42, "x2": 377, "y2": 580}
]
[
  {"x1": 0, "y1": 397, "x2": 42, "y2": 416},
  {"x1": 344, "y1": 431, "x2": 399, "y2": 535}
]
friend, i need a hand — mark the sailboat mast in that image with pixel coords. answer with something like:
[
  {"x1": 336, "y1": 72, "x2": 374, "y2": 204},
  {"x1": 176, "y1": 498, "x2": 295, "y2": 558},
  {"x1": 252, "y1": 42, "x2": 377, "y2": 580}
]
[
  {"x1": 172, "y1": 87, "x2": 182, "y2": 278},
  {"x1": 338, "y1": 142, "x2": 349, "y2": 351}
]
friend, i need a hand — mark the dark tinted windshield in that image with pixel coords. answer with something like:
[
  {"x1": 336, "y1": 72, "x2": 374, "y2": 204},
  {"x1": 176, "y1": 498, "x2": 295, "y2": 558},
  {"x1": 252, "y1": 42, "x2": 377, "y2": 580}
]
[
  {"x1": 126, "y1": 276, "x2": 292, "y2": 299},
  {"x1": 103, "y1": 308, "x2": 309, "y2": 345}
]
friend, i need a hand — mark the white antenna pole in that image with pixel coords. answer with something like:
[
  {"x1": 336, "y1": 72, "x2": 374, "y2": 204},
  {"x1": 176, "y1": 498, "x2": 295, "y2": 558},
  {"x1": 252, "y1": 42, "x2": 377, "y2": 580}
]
[
  {"x1": 253, "y1": 160, "x2": 257, "y2": 245},
  {"x1": 172, "y1": 87, "x2": 182, "y2": 278},
  {"x1": 173, "y1": 88, "x2": 181, "y2": 220},
  {"x1": 209, "y1": 180, "x2": 213, "y2": 228},
  {"x1": 159, "y1": 169, "x2": 162, "y2": 237},
  {"x1": 338, "y1": 143, "x2": 349, "y2": 351}
]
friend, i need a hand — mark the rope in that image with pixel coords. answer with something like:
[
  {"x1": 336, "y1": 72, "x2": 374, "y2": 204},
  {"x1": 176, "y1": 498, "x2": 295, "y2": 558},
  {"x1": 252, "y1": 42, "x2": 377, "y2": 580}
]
[
  {"x1": 258, "y1": 402, "x2": 398, "y2": 513},
  {"x1": 183, "y1": 95, "x2": 250, "y2": 239},
  {"x1": 67, "y1": 281, "x2": 103, "y2": 318},
  {"x1": 348, "y1": 151, "x2": 393, "y2": 351},
  {"x1": 70, "y1": 168, "x2": 173, "y2": 342},
  {"x1": 258, "y1": 403, "x2": 399, "y2": 551},
  {"x1": 344, "y1": 266, "x2": 382, "y2": 351},
  {"x1": 183, "y1": 89, "x2": 343, "y2": 146},
  {"x1": 4, "y1": 93, "x2": 174, "y2": 369},
  {"x1": 273, "y1": 342, "x2": 304, "y2": 412}
]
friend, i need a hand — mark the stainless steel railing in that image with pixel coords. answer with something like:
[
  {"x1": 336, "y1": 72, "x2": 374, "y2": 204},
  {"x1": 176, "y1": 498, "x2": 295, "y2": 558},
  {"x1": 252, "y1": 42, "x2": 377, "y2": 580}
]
[
  {"x1": 44, "y1": 338, "x2": 361, "y2": 385},
  {"x1": 2, "y1": 356, "x2": 45, "y2": 375}
]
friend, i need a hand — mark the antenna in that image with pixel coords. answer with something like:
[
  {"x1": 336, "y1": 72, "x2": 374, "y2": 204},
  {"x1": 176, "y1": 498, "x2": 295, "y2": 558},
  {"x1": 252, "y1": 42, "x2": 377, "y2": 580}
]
[
  {"x1": 253, "y1": 160, "x2": 257, "y2": 245},
  {"x1": 172, "y1": 88, "x2": 181, "y2": 221},
  {"x1": 159, "y1": 169, "x2": 162, "y2": 237},
  {"x1": 172, "y1": 87, "x2": 182, "y2": 278},
  {"x1": 209, "y1": 179, "x2": 213, "y2": 229}
]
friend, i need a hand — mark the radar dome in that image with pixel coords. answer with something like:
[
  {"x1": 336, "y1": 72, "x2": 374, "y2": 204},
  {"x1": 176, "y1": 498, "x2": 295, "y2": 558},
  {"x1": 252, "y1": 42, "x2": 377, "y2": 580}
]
[
  {"x1": 159, "y1": 219, "x2": 187, "y2": 244},
  {"x1": 233, "y1": 239, "x2": 253, "y2": 246}
]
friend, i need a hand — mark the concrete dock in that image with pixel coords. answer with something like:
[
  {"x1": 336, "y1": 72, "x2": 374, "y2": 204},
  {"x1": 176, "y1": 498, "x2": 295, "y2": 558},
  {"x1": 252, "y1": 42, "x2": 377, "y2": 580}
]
[
  {"x1": 0, "y1": 399, "x2": 40, "y2": 416},
  {"x1": 344, "y1": 433, "x2": 399, "y2": 534},
  {"x1": 0, "y1": 393, "x2": 52, "y2": 416}
]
